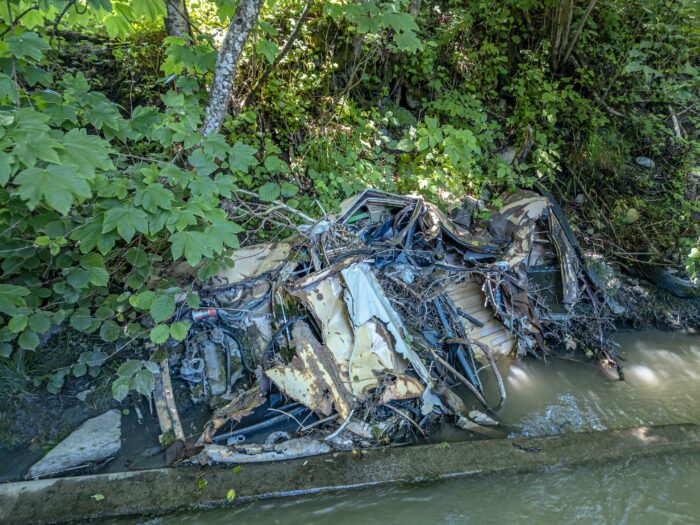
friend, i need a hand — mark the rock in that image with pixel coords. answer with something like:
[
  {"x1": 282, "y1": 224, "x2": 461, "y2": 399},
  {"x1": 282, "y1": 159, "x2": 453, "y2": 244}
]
[
  {"x1": 75, "y1": 386, "x2": 95, "y2": 402},
  {"x1": 635, "y1": 156, "x2": 655, "y2": 168},
  {"x1": 468, "y1": 410, "x2": 499, "y2": 426},
  {"x1": 497, "y1": 147, "x2": 516, "y2": 164},
  {"x1": 26, "y1": 409, "x2": 121, "y2": 479}
]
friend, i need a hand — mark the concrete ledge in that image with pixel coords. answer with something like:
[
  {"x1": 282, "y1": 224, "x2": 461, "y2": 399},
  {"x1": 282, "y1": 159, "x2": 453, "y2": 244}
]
[{"x1": 2, "y1": 424, "x2": 700, "y2": 525}]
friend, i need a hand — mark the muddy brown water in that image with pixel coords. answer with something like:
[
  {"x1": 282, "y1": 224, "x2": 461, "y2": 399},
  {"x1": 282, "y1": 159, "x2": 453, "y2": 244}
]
[{"x1": 107, "y1": 330, "x2": 700, "y2": 525}]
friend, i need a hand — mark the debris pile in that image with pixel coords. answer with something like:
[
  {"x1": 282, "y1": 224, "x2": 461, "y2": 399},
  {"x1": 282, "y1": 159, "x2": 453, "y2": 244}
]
[{"x1": 166, "y1": 189, "x2": 619, "y2": 464}]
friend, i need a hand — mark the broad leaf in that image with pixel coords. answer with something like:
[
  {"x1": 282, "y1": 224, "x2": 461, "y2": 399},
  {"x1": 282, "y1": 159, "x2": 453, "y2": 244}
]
[{"x1": 15, "y1": 166, "x2": 91, "y2": 215}]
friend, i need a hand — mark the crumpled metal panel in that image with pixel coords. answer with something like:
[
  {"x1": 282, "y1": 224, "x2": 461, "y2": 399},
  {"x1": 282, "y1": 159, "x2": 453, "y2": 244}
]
[
  {"x1": 341, "y1": 262, "x2": 430, "y2": 382},
  {"x1": 265, "y1": 321, "x2": 354, "y2": 419},
  {"x1": 378, "y1": 373, "x2": 425, "y2": 405},
  {"x1": 287, "y1": 267, "x2": 354, "y2": 377},
  {"x1": 210, "y1": 242, "x2": 292, "y2": 288},
  {"x1": 198, "y1": 438, "x2": 332, "y2": 464},
  {"x1": 348, "y1": 319, "x2": 406, "y2": 398},
  {"x1": 489, "y1": 193, "x2": 549, "y2": 268},
  {"x1": 549, "y1": 212, "x2": 581, "y2": 308}
]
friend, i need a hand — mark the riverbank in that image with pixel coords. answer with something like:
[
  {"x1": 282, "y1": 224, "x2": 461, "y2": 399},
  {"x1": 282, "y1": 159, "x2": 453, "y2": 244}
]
[{"x1": 2, "y1": 424, "x2": 699, "y2": 525}]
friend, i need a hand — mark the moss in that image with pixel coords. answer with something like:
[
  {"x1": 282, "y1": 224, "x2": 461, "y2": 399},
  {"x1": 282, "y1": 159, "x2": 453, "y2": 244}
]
[{"x1": 159, "y1": 429, "x2": 176, "y2": 448}]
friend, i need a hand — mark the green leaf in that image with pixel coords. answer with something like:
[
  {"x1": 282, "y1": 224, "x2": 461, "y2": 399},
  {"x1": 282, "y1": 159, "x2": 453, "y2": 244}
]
[
  {"x1": 95, "y1": 306, "x2": 115, "y2": 320},
  {"x1": 80, "y1": 253, "x2": 105, "y2": 268},
  {"x1": 169, "y1": 321, "x2": 190, "y2": 341},
  {"x1": 0, "y1": 284, "x2": 29, "y2": 316},
  {"x1": 149, "y1": 294, "x2": 175, "y2": 323},
  {"x1": 170, "y1": 230, "x2": 211, "y2": 266},
  {"x1": 263, "y1": 156, "x2": 289, "y2": 174},
  {"x1": 66, "y1": 268, "x2": 91, "y2": 289},
  {"x1": 70, "y1": 308, "x2": 93, "y2": 331},
  {"x1": 88, "y1": 267, "x2": 110, "y2": 287},
  {"x1": 117, "y1": 359, "x2": 142, "y2": 378},
  {"x1": 0, "y1": 151, "x2": 13, "y2": 186},
  {"x1": 104, "y1": 14, "x2": 131, "y2": 39},
  {"x1": 396, "y1": 138, "x2": 415, "y2": 152},
  {"x1": 130, "y1": 368, "x2": 155, "y2": 396},
  {"x1": 99, "y1": 321, "x2": 121, "y2": 342},
  {"x1": 126, "y1": 248, "x2": 149, "y2": 268},
  {"x1": 18, "y1": 330, "x2": 39, "y2": 350},
  {"x1": 205, "y1": 220, "x2": 243, "y2": 252},
  {"x1": 226, "y1": 489, "x2": 236, "y2": 501},
  {"x1": 9, "y1": 314, "x2": 28, "y2": 333},
  {"x1": 280, "y1": 182, "x2": 299, "y2": 197},
  {"x1": 129, "y1": 290, "x2": 155, "y2": 310},
  {"x1": 111, "y1": 376, "x2": 130, "y2": 401},
  {"x1": 188, "y1": 148, "x2": 217, "y2": 177},
  {"x1": 131, "y1": 0, "x2": 166, "y2": 20},
  {"x1": 186, "y1": 291, "x2": 200, "y2": 309},
  {"x1": 6, "y1": 32, "x2": 49, "y2": 61},
  {"x1": 258, "y1": 182, "x2": 281, "y2": 202},
  {"x1": 135, "y1": 183, "x2": 174, "y2": 212},
  {"x1": 73, "y1": 362, "x2": 87, "y2": 377},
  {"x1": 15, "y1": 166, "x2": 92, "y2": 215},
  {"x1": 259, "y1": 20, "x2": 278, "y2": 36},
  {"x1": 28, "y1": 312, "x2": 51, "y2": 334},
  {"x1": 256, "y1": 39, "x2": 279, "y2": 64},
  {"x1": 228, "y1": 141, "x2": 258, "y2": 173},
  {"x1": 149, "y1": 324, "x2": 170, "y2": 344},
  {"x1": 60, "y1": 129, "x2": 114, "y2": 179},
  {"x1": 102, "y1": 205, "x2": 149, "y2": 242}
]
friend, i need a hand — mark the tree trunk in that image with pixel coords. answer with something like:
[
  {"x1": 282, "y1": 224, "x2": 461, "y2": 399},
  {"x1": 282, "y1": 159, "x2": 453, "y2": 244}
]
[
  {"x1": 164, "y1": 0, "x2": 191, "y2": 39},
  {"x1": 242, "y1": 0, "x2": 315, "y2": 109},
  {"x1": 201, "y1": 0, "x2": 265, "y2": 136}
]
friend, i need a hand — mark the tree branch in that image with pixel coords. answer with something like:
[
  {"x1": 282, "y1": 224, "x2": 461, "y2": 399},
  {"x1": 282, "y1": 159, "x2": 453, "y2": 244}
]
[
  {"x1": 560, "y1": 0, "x2": 598, "y2": 68},
  {"x1": 242, "y1": 0, "x2": 315, "y2": 109},
  {"x1": 0, "y1": 5, "x2": 38, "y2": 38}
]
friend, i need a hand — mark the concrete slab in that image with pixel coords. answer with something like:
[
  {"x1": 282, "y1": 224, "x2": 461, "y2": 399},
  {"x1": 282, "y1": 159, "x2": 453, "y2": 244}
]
[{"x1": 2, "y1": 424, "x2": 699, "y2": 525}]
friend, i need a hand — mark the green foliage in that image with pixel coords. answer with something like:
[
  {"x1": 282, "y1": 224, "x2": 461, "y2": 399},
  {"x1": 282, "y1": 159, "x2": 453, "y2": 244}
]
[
  {"x1": 0, "y1": 0, "x2": 697, "y2": 403},
  {"x1": 688, "y1": 245, "x2": 700, "y2": 283}
]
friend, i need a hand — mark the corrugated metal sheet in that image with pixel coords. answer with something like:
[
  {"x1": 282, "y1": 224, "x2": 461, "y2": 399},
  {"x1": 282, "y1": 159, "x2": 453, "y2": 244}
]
[{"x1": 445, "y1": 280, "x2": 515, "y2": 363}]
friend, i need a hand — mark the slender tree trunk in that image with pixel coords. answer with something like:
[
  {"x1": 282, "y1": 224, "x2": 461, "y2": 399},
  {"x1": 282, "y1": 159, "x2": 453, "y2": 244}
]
[
  {"x1": 243, "y1": 0, "x2": 315, "y2": 109},
  {"x1": 201, "y1": 0, "x2": 265, "y2": 136},
  {"x1": 164, "y1": 0, "x2": 191, "y2": 39}
]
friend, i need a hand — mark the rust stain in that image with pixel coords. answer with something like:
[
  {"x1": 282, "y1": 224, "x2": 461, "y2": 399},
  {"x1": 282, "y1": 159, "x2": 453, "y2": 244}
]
[{"x1": 265, "y1": 321, "x2": 354, "y2": 418}]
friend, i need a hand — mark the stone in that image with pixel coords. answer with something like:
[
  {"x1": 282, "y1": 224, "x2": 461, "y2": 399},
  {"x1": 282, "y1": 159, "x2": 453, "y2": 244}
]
[
  {"x1": 635, "y1": 156, "x2": 655, "y2": 168},
  {"x1": 26, "y1": 409, "x2": 121, "y2": 479}
]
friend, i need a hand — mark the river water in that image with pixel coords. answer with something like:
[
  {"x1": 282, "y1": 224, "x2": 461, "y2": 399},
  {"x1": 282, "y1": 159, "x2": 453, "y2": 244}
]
[{"x1": 128, "y1": 330, "x2": 700, "y2": 524}]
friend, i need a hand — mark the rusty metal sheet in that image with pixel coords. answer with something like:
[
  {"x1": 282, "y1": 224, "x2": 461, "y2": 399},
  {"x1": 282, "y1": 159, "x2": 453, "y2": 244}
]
[
  {"x1": 198, "y1": 386, "x2": 266, "y2": 445},
  {"x1": 348, "y1": 319, "x2": 406, "y2": 398},
  {"x1": 265, "y1": 321, "x2": 354, "y2": 419},
  {"x1": 379, "y1": 374, "x2": 425, "y2": 405},
  {"x1": 286, "y1": 267, "x2": 354, "y2": 377}
]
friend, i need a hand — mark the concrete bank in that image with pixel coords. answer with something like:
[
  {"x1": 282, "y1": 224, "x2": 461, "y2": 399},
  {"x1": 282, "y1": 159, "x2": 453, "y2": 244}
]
[{"x1": 2, "y1": 424, "x2": 699, "y2": 525}]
